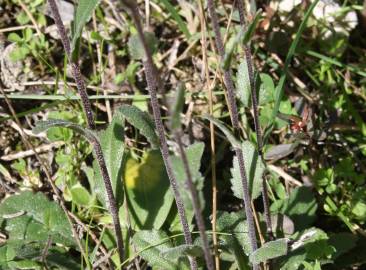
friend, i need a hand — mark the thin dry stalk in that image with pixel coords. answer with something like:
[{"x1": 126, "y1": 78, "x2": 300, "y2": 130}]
[
  {"x1": 197, "y1": 0, "x2": 219, "y2": 268},
  {"x1": 48, "y1": 0, "x2": 124, "y2": 263},
  {"x1": 92, "y1": 13, "x2": 112, "y2": 122},
  {"x1": 206, "y1": 0, "x2": 258, "y2": 268},
  {"x1": 120, "y1": 1, "x2": 197, "y2": 269},
  {"x1": 18, "y1": 0, "x2": 42, "y2": 36}
]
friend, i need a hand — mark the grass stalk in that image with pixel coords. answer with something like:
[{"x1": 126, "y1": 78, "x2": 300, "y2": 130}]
[
  {"x1": 48, "y1": 0, "x2": 124, "y2": 263},
  {"x1": 120, "y1": 1, "x2": 197, "y2": 269},
  {"x1": 206, "y1": 0, "x2": 258, "y2": 268}
]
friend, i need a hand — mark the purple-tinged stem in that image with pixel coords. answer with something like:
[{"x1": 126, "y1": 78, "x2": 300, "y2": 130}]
[
  {"x1": 48, "y1": 0, "x2": 124, "y2": 263},
  {"x1": 175, "y1": 132, "x2": 214, "y2": 270},
  {"x1": 206, "y1": 0, "x2": 258, "y2": 268},
  {"x1": 120, "y1": 1, "x2": 197, "y2": 269},
  {"x1": 236, "y1": 0, "x2": 273, "y2": 240}
]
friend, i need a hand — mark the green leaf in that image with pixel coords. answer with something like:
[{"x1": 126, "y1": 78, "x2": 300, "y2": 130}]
[
  {"x1": 70, "y1": 183, "x2": 93, "y2": 206},
  {"x1": 280, "y1": 187, "x2": 317, "y2": 231},
  {"x1": 222, "y1": 10, "x2": 262, "y2": 70},
  {"x1": 0, "y1": 191, "x2": 75, "y2": 247},
  {"x1": 216, "y1": 211, "x2": 251, "y2": 269},
  {"x1": 302, "y1": 229, "x2": 335, "y2": 260},
  {"x1": 9, "y1": 46, "x2": 29, "y2": 61},
  {"x1": 33, "y1": 120, "x2": 97, "y2": 144},
  {"x1": 249, "y1": 238, "x2": 288, "y2": 264},
  {"x1": 170, "y1": 84, "x2": 185, "y2": 130},
  {"x1": 237, "y1": 59, "x2": 251, "y2": 107},
  {"x1": 94, "y1": 112, "x2": 125, "y2": 207},
  {"x1": 118, "y1": 105, "x2": 159, "y2": 148},
  {"x1": 276, "y1": 229, "x2": 330, "y2": 270},
  {"x1": 161, "y1": 244, "x2": 203, "y2": 260},
  {"x1": 132, "y1": 230, "x2": 187, "y2": 269},
  {"x1": 34, "y1": 118, "x2": 125, "y2": 209},
  {"x1": 258, "y1": 73, "x2": 275, "y2": 105},
  {"x1": 7, "y1": 33, "x2": 22, "y2": 42},
  {"x1": 157, "y1": 0, "x2": 191, "y2": 39},
  {"x1": 45, "y1": 111, "x2": 76, "y2": 142},
  {"x1": 128, "y1": 32, "x2": 158, "y2": 60},
  {"x1": 170, "y1": 143, "x2": 205, "y2": 229},
  {"x1": 45, "y1": 251, "x2": 81, "y2": 270},
  {"x1": 242, "y1": 10, "x2": 262, "y2": 44},
  {"x1": 8, "y1": 259, "x2": 41, "y2": 269},
  {"x1": 122, "y1": 150, "x2": 174, "y2": 229},
  {"x1": 0, "y1": 246, "x2": 10, "y2": 266},
  {"x1": 222, "y1": 28, "x2": 245, "y2": 70},
  {"x1": 71, "y1": 0, "x2": 101, "y2": 51},
  {"x1": 231, "y1": 141, "x2": 265, "y2": 200},
  {"x1": 0, "y1": 244, "x2": 80, "y2": 270},
  {"x1": 24, "y1": 28, "x2": 33, "y2": 42},
  {"x1": 203, "y1": 115, "x2": 241, "y2": 148},
  {"x1": 90, "y1": 31, "x2": 103, "y2": 41}
]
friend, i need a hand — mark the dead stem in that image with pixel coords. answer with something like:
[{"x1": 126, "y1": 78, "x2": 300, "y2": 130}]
[{"x1": 197, "y1": 0, "x2": 220, "y2": 268}]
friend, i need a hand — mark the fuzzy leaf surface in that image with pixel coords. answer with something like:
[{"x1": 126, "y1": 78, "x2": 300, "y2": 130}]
[
  {"x1": 170, "y1": 142, "x2": 205, "y2": 229},
  {"x1": 33, "y1": 119, "x2": 97, "y2": 143},
  {"x1": 118, "y1": 105, "x2": 159, "y2": 148},
  {"x1": 161, "y1": 244, "x2": 203, "y2": 260},
  {"x1": 94, "y1": 112, "x2": 125, "y2": 207},
  {"x1": 71, "y1": 0, "x2": 101, "y2": 50},
  {"x1": 237, "y1": 60, "x2": 251, "y2": 107},
  {"x1": 249, "y1": 238, "x2": 288, "y2": 264},
  {"x1": 132, "y1": 230, "x2": 189, "y2": 269},
  {"x1": 231, "y1": 141, "x2": 265, "y2": 200},
  {"x1": 216, "y1": 211, "x2": 251, "y2": 269},
  {"x1": 0, "y1": 191, "x2": 75, "y2": 247}
]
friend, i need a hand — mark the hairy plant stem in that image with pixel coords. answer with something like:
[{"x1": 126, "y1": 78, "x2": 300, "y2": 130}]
[
  {"x1": 206, "y1": 0, "x2": 258, "y2": 267},
  {"x1": 48, "y1": 0, "x2": 124, "y2": 263},
  {"x1": 236, "y1": 0, "x2": 273, "y2": 240},
  {"x1": 120, "y1": 2, "x2": 197, "y2": 269},
  {"x1": 174, "y1": 132, "x2": 214, "y2": 270},
  {"x1": 48, "y1": 0, "x2": 94, "y2": 129}
]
